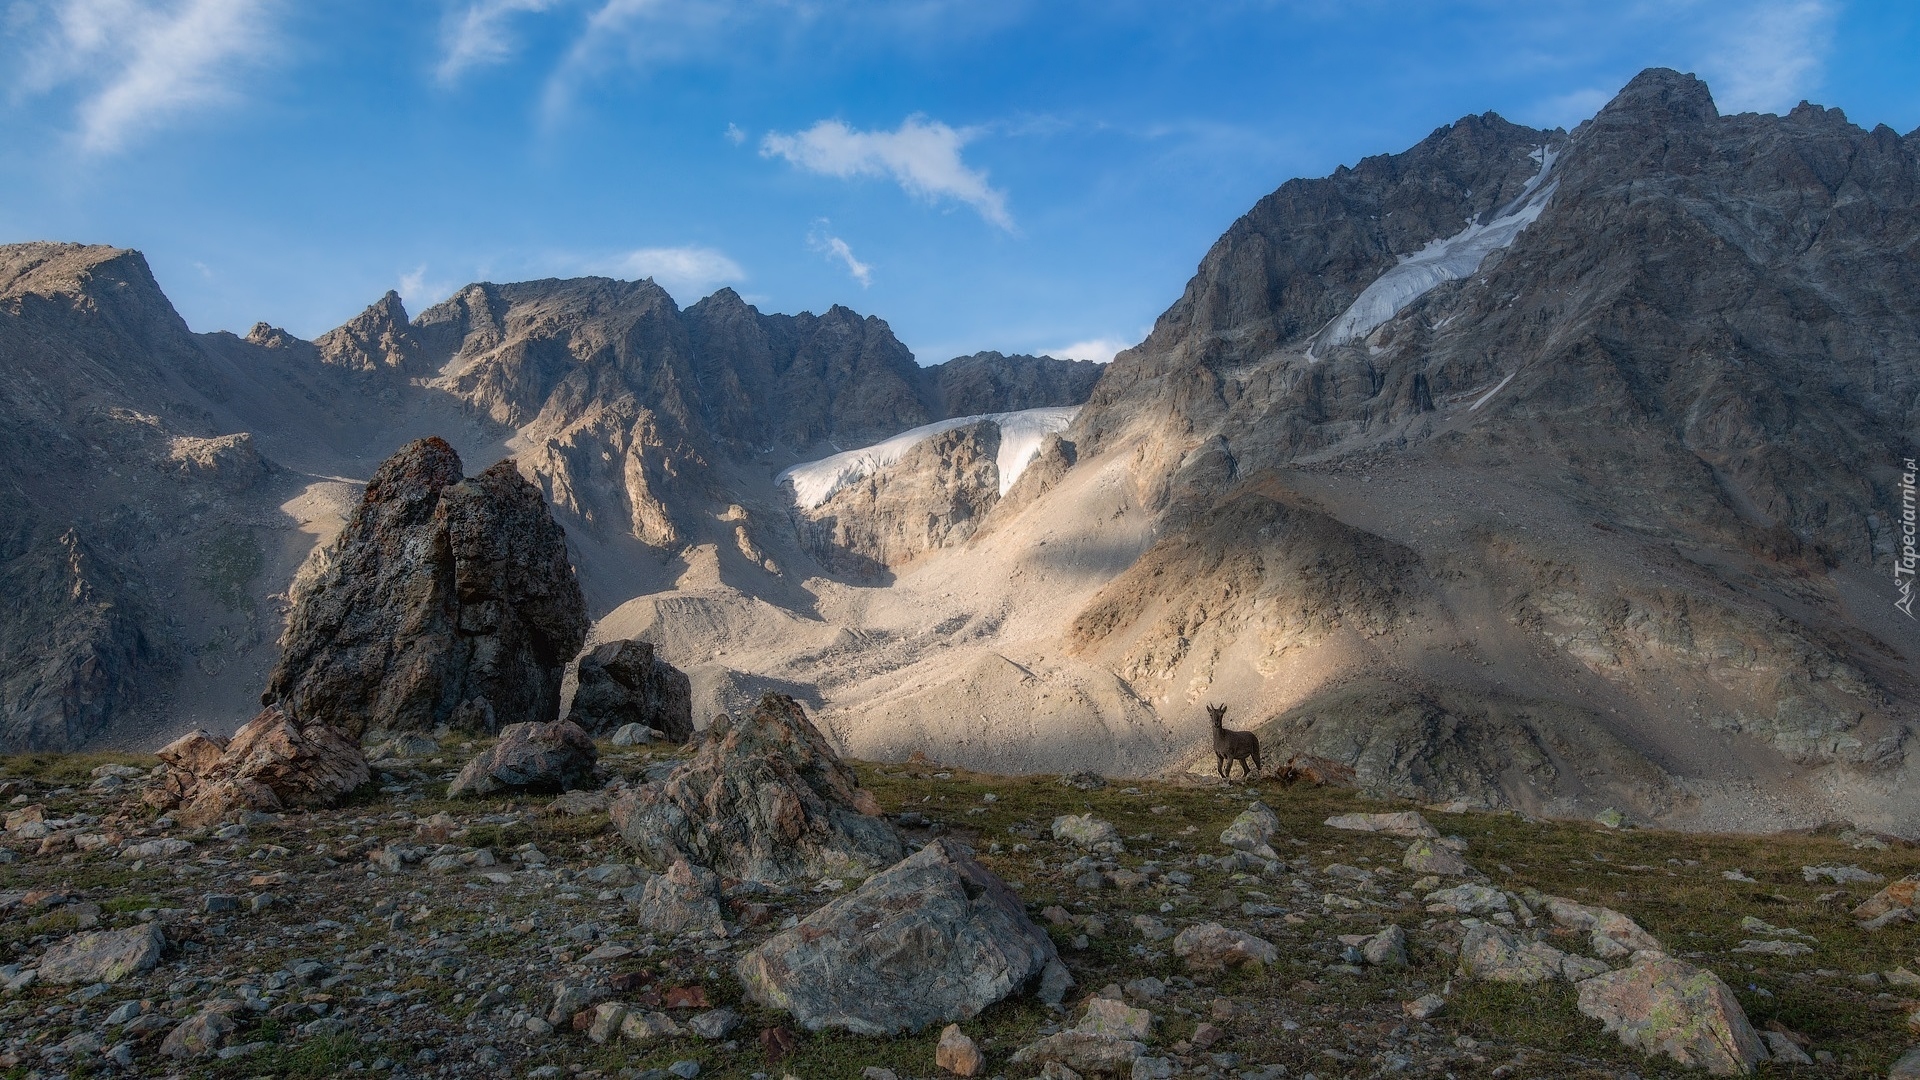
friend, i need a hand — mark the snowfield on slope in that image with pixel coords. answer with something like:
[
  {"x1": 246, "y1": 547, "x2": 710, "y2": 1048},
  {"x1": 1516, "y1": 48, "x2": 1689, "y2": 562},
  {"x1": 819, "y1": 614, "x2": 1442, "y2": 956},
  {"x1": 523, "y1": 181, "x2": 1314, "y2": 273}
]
[
  {"x1": 777, "y1": 406, "x2": 1080, "y2": 508},
  {"x1": 1316, "y1": 146, "x2": 1559, "y2": 351}
]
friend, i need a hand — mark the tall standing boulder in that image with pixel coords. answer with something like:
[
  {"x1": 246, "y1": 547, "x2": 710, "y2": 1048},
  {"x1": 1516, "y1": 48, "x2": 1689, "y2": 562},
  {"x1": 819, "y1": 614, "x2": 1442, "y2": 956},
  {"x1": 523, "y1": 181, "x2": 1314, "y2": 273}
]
[
  {"x1": 568, "y1": 639, "x2": 693, "y2": 741},
  {"x1": 609, "y1": 693, "x2": 905, "y2": 883},
  {"x1": 263, "y1": 438, "x2": 589, "y2": 738}
]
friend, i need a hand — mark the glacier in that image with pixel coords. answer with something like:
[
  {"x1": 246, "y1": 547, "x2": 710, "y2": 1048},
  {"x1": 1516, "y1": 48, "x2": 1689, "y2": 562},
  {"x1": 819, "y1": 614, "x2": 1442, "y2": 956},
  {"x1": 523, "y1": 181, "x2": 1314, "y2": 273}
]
[
  {"x1": 1316, "y1": 146, "x2": 1559, "y2": 351},
  {"x1": 778, "y1": 405, "x2": 1080, "y2": 509}
]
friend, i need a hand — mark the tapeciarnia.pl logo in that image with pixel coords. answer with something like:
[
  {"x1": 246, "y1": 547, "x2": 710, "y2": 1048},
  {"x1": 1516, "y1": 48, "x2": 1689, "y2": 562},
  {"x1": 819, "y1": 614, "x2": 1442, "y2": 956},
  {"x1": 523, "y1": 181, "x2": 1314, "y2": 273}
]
[{"x1": 1898, "y1": 457, "x2": 1917, "y2": 618}]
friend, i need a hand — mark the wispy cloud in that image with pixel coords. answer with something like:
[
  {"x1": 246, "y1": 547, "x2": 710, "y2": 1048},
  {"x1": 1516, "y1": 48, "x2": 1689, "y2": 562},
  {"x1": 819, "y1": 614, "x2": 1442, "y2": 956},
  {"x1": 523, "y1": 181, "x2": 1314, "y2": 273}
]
[
  {"x1": 398, "y1": 265, "x2": 456, "y2": 310},
  {"x1": 1044, "y1": 336, "x2": 1133, "y2": 365},
  {"x1": 597, "y1": 245, "x2": 744, "y2": 297},
  {"x1": 724, "y1": 121, "x2": 746, "y2": 145},
  {"x1": 761, "y1": 115, "x2": 1013, "y2": 230},
  {"x1": 18, "y1": 0, "x2": 277, "y2": 153},
  {"x1": 1698, "y1": 0, "x2": 1834, "y2": 114},
  {"x1": 435, "y1": 0, "x2": 564, "y2": 85},
  {"x1": 808, "y1": 222, "x2": 871, "y2": 287}
]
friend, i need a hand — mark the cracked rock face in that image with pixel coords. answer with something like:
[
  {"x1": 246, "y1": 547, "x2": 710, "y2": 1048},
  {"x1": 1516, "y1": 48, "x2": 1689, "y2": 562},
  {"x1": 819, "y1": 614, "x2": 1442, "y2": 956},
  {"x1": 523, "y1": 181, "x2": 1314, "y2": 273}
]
[
  {"x1": 265, "y1": 437, "x2": 589, "y2": 739},
  {"x1": 609, "y1": 693, "x2": 904, "y2": 883},
  {"x1": 735, "y1": 838, "x2": 1061, "y2": 1035}
]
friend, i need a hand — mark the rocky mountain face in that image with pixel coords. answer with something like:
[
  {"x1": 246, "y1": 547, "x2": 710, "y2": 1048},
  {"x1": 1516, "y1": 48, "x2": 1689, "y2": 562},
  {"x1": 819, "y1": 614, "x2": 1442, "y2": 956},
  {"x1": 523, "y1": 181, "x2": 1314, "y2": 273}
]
[
  {"x1": 1061, "y1": 68, "x2": 1920, "y2": 824},
  {"x1": 0, "y1": 247, "x2": 1096, "y2": 751}
]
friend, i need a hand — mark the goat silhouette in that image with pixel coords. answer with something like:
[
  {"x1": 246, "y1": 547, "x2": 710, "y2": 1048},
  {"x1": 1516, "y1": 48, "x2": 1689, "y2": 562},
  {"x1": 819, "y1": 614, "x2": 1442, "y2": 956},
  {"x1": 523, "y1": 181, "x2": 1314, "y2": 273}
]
[{"x1": 1207, "y1": 703, "x2": 1261, "y2": 779}]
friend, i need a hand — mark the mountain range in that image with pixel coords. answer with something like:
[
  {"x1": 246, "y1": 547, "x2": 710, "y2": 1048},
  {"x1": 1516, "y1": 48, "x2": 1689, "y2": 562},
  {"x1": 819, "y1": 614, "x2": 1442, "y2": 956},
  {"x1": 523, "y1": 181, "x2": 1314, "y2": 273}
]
[{"x1": 4, "y1": 67, "x2": 1917, "y2": 834}]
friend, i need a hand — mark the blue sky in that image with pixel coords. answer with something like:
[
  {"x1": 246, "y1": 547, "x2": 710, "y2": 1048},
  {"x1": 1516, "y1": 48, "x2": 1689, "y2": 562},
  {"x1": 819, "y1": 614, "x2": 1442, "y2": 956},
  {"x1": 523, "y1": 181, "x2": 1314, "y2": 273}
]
[{"x1": 2, "y1": 1, "x2": 1916, "y2": 365}]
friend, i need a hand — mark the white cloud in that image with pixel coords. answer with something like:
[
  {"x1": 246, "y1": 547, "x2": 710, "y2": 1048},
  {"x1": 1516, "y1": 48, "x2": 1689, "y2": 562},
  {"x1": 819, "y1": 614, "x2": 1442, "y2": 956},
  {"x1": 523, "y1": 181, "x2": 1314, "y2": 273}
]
[
  {"x1": 600, "y1": 245, "x2": 744, "y2": 297},
  {"x1": 724, "y1": 121, "x2": 746, "y2": 145},
  {"x1": 398, "y1": 265, "x2": 456, "y2": 310},
  {"x1": 1698, "y1": 0, "x2": 1835, "y2": 114},
  {"x1": 20, "y1": 0, "x2": 276, "y2": 153},
  {"x1": 761, "y1": 114, "x2": 1013, "y2": 230},
  {"x1": 807, "y1": 223, "x2": 871, "y2": 287},
  {"x1": 435, "y1": 0, "x2": 563, "y2": 85},
  {"x1": 1043, "y1": 336, "x2": 1133, "y2": 365}
]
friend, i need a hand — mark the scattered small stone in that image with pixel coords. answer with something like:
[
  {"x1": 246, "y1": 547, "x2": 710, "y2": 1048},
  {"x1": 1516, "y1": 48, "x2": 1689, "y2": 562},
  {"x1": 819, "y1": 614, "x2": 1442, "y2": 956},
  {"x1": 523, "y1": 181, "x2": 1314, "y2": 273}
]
[
  {"x1": 1323, "y1": 812, "x2": 1437, "y2": 838},
  {"x1": 936, "y1": 1024, "x2": 986, "y2": 1076},
  {"x1": 1800, "y1": 864, "x2": 1882, "y2": 885},
  {"x1": 1171, "y1": 923, "x2": 1277, "y2": 972}
]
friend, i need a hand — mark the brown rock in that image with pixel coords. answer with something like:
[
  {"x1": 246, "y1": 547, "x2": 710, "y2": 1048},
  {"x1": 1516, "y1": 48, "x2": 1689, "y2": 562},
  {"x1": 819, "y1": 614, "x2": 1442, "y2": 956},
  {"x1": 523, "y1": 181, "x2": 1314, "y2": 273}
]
[
  {"x1": 36, "y1": 923, "x2": 166, "y2": 984},
  {"x1": 611, "y1": 692, "x2": 904, "y2": 882},
  {"x1": 1852, "y1": 875, "x2": 1920, "y2": 921},
  {"x1": 156, "y1": 729, "x2": 227, "y2": 775},
  {"x1": 165, "y1": 706, "x2": 369, "y2": 825},
  {"x1": 936, "y1": 1024, "x2": 986, "y2": 1076},
  {"x1": 160, "y1": 1011, "x2": 236, "y2": 1059},
  {"x1": 1171, "y1": 923, "x2": 1277, "y2": 972}
]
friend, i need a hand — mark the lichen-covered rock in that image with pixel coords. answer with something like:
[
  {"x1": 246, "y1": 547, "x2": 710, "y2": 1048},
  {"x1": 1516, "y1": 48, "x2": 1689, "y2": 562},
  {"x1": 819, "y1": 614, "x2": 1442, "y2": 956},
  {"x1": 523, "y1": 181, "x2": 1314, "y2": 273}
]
[
  {"x1": 735, "y1": 838, "x2": 1060, "y2": 1035},
  {"x1": 1576, "y1": 954, "x2": 1767, "y2": 1075},
  {"x1": 1052, "y1": 814, "x2": 1121, "y2": 850},
  {"x1": 1219, "y1": 802, "x2": 1279, "y2": 860},
  {"x1": 160, "y1": 1010, "x2": 237, "y2": 1059},
  {"x1": 1171, "y1": 923, "x2": 1277, "y2": 972},
  {"x1": 265, "y1": 437, "x2": 589, "y2": 739},
  {"x1": 568, "y1": 639, "x2": 693, "y2": 741},
  {"x1": 1324, "y1": 811, "x2": 1439, "y2": 838},
  {"x1": 1363, "y1": 925, "x2": 1408, "y2": 967},
  {"x1": 636, "y1": 859, "x2": 723, "y2": 936},
  {"x1": 158, "y1": 707, "x2": 369, "y2": 826},
  {"x1": 447, "y1": 720, "x2": 597, "y2": 798},
  {"x1": 1403, "y1": 838, "x2": 1476, "y2": 877},
  {"x1": 1852, "y1": 875, "x2": 1920, "y2": 921},
  {"x1": 1010, "y1": 1031, "x2": 1145, "y2": 1076},
  {"x1": 1456, "y1": 921, "x2": 1570, "y2": 983},
  {"x1": 1537, "y1": 895, "x2": 1664, "y2": 957},
  {"x1": 610, "y1": 693, "x2": 903, "y2": 883},
  {"x1": 36, "y1": 923, "x2": 166, "y2": 984}
]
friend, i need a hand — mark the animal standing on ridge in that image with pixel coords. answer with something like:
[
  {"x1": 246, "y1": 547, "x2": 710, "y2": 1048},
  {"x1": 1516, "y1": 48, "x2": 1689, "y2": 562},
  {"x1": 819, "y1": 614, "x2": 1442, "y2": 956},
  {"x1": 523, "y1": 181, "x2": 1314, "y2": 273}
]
[{"x1": 1208, "y1": 703, "x2": 1261, "y2": 779}]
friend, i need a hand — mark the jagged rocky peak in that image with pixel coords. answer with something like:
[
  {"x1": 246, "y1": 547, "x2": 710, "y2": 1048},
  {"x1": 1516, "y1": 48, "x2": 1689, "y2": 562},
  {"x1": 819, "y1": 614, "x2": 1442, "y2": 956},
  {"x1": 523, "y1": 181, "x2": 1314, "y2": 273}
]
[
  {"x1": 266, "y1": 436, "x2": 589, "y2": 739},
  {"x1": 314, "y1": 289, "x2": 423, "y2": 374}
]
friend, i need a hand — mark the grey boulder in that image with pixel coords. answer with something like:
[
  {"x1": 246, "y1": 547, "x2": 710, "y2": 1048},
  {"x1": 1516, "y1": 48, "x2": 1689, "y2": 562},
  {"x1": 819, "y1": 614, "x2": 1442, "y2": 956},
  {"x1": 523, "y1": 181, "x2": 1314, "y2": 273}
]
[
  {"x1": 735, "y1": 838, "x2": 1063, "y2": 1035},
  {"x1": 448, "y1": 720, "x2": 597, "y2": 798},
  {"x1": 569, "y1": 639, "x2": 693, "y2": 742},
  {"x1": 37, "y1": 923, "x2": 166, "y2": 984}
]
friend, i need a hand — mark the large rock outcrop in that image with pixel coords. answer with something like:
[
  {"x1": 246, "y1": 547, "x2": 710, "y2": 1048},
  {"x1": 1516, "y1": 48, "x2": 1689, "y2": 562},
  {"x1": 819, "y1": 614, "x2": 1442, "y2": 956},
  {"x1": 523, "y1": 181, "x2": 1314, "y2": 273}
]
[
  {"x1": 609, "y1": 692, "x2": 905, "y2": 882},
  {"x1": 150, "y1": 707, "x2": 370, "y2": 825},
  {"x1": 264, "y1": 437, "x2": 589, "y2": 738},
  {"x1": 567, "y1": 639, "x2": 693, "y2": 741},
  {"x1": 735, "y1": 838, "x2": 1063, "y2": 1034}
]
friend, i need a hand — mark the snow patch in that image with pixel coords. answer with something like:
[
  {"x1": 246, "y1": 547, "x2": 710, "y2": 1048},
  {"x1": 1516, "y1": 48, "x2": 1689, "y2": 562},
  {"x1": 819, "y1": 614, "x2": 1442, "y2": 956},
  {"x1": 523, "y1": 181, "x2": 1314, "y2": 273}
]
[
  {"x1": 1317, "y1": 146, "x2": 1559, "y2": 350},
  {"x1": 1468, "y1": 372, "x2": 1515, "y2": 412},
  {"x1": 778, "y1": 406, "x2": 1080, "y2": 509}
]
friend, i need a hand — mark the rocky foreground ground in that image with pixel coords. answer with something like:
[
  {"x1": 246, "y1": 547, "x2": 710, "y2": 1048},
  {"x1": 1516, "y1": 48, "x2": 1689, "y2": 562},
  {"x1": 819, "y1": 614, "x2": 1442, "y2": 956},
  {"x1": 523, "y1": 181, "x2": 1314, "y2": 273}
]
[{"x1": 4, "y1": 731, "x2": 1920, "y2": 1080}]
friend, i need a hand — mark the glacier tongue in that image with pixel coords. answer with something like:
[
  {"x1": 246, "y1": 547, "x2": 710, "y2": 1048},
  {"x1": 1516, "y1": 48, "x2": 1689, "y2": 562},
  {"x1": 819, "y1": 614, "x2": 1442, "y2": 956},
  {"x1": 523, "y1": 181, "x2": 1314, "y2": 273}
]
[
  {"x1": 778, "y1": 405, "x2": 1079, "y2": 509},
  {"x1": 1317, "y1": 146, "x2": 1558, "y2": 350}
]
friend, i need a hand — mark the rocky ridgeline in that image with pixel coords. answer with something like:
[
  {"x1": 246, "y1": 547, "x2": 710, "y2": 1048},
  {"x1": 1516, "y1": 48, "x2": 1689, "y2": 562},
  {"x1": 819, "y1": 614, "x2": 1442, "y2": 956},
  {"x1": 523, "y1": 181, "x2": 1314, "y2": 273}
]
[{"x1": 7, "y1": 730, "x2": 1920, "y2": 1078}]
